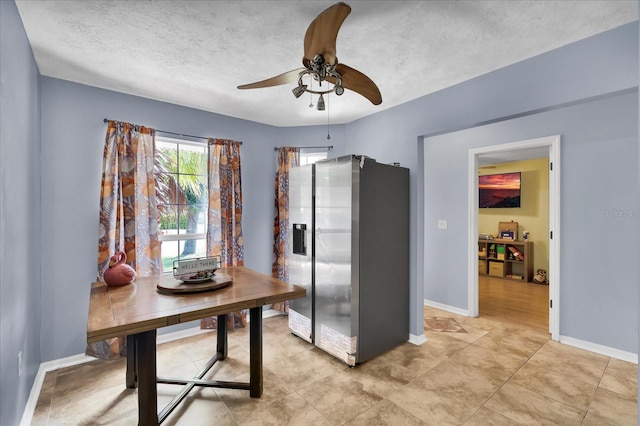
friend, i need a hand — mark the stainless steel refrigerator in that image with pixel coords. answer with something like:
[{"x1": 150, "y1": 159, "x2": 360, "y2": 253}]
[{"x1": 288, "y1": 155, "x2": 409, "y2": 366}]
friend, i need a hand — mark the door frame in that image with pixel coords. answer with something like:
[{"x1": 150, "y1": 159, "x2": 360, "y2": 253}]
[{"x1": 467, "y1": 135, "x2": 561, "y2": 340}]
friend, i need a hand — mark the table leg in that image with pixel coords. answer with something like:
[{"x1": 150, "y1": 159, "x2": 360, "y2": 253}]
[
  {"x1": 135, "y1": 330, "x2": 158, "y2": 425},
  {"x1": 216, "y1": 314, "x2": 227, "y2": 360},
  {"x1": 249, "y1": 307, "x2": 263, "y2": 398},
  {"x1": 126, "y1": 334, "x2": 136, "y2": 388}
]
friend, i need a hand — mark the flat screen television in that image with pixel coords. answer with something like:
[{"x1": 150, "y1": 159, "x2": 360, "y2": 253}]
[{"x1": 479, "y1": 172, "x2": 521, "y2": 208}]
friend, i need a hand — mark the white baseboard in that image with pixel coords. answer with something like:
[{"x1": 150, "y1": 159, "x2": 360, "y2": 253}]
[
  {"x1": 20, "y1": 353, "x2": 95, "y2": 426},
  {"x1": 424, "y1": 299, "x2": 470, "y2": 317},
  {"x1": 409, "y1": 333, "x2": 428, "y2": 346},
  {"x1": 157, "y1": 325, "x2": 212, "y2": 344},
  {"x1": 422, "y1": 300, "x2": 637, "y2": 365},
  {"x1": 34, "y1": 310, "x2": 638, "y2": 426},
  {"x1": 20, "y1": 363, "x2": 46, "y2": 426},
  {"x1": 21, "y1": 326, "x2": 206, "y2": 426},
  {"x1": 560, "y1": 335, "x2": 638, "y2": 364},
  {"x1": 262, "y1": 308, "x2": 285, "y2": 320},
  {"x1": 20, "y1": 310, "x2": 287, "y2": 426}
]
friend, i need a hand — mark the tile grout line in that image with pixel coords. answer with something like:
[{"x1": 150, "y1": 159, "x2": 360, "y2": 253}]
[
  {"x1": 461, "y1": 334, "x2": 547, "y2": 424},
  {"x1": 578, "y1": 357, "x2": 613, "y2": 425}
]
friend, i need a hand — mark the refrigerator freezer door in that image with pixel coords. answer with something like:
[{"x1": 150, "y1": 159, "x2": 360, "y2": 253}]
[
  {"x1": 356, "y1": 158, "x2": 410, "y2": 362},
  {"x1": 288, "y1": 165, "x2": 314, "y2": 342}
]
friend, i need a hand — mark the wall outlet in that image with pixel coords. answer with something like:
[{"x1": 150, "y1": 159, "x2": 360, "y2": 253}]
[
  {"x1": 18, "y1": 351, "x2": 23, "y2": 377},
  {"x1": 437, "y1": 220, "x2": 448, "y2": 230}
]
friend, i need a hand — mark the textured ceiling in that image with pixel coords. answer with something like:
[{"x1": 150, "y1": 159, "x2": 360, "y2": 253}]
[{"x1": 15, "y1": 1, "x2": 638, "y2": 127}]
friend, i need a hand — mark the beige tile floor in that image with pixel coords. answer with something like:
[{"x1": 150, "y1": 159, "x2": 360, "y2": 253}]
[{"x1": 31, "y1": 307, "x2": 637, "y2": 425}]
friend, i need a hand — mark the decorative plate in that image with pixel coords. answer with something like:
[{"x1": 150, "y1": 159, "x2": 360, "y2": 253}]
[{"x1": 178, "y1": 270, "x2": 216, "y2": 284}]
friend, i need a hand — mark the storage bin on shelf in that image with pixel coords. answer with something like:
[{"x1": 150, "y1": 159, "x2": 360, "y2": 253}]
[{"x1": 489, "y1": 261, "x2": 503, "y2": 277}]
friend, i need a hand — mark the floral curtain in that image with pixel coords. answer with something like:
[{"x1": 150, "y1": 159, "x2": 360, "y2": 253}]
[
  {"x1": 201, "y1": 138, "x2": 246, "y2": 330},
  {"x1": 87, "y1": 120, "x2": 162, "y2": 360},
  {"x1": 271, "y1": 147, "x2": 300, "y2": 313}
]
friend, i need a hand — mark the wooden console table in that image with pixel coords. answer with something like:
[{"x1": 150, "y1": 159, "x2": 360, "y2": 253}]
[{"x1": 87, "y1": 266, "x2": 305, "y2": 425}]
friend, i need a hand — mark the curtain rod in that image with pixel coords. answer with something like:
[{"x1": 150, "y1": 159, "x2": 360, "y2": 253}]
[
  {"x1": 102, "y1": 118, "x2": 242, "y2": 144},
  {"x1": 274, "y1": 145, "x2": 333, "y2": 151}
]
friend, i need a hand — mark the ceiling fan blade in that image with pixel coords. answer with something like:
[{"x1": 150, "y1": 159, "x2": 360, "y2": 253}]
[
  {"x1": 237, "y1": 68, "x2": 305, "y2": 89},
  {"x1": 332, "y1": 64, "x2": 382, "y2": 105},
  {"x1": 303, "y1": 2, "x2": 351, "y2": 65}
]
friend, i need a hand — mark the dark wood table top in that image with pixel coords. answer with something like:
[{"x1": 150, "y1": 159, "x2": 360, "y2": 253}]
[{"x1": 87, "y1": 266, "x2": 305, "y2": 343}]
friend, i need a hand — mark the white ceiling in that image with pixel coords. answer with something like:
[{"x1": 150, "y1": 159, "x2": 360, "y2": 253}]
[
  {"x1": 15, "y1": 1, "x2": 637, "y2": 127},
  {"x1": 477, "y1": 146, "x2": 550, "y2": 166}
]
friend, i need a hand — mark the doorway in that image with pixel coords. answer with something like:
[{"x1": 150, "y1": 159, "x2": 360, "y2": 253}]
[{"x1": 468, "y1": 135, "x2": 560, "y2": 340}]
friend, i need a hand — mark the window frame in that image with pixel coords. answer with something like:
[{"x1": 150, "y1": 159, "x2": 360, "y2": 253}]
[
  {"x1": 299, "y1": 148, "x2": 328, "y2": 165},
  {"x1": 155, "y1": 136, "x2": 209, "y2": 270}
]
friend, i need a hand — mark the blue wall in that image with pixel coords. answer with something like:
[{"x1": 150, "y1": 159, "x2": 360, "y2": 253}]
[
  {"x1": 39, "y1": 77, "x2": 347, "y2": 362},
  {"x1": 345, "y1": 21, "x2": 639, "y2": 339},
  {"x1": 0, "y1": 1, "x2": 42, "y2": 425},
  {"x1": 1, "y1": 0, "x2": 638, "y2": 422},
  {"x1": 423, "y1": 92, "x2": 638, "y2": 352},
  {"x1": 38, "y1": 21, "x2": 638, "y2": 358}
]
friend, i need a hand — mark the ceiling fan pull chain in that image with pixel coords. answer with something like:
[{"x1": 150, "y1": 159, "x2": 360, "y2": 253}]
[{"x1": 327, "y1": 94, "x2": 331, "y2": 140}]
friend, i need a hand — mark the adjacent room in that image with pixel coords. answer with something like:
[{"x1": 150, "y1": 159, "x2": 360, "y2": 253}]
[
  {"x1": 477, "y1": 157, "x2": 551, "y2": 332},
  {"x1": 1, "y1": 1, "x2": 639, "y2": 425}
]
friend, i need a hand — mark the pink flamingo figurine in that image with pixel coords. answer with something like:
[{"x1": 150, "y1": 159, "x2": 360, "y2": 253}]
[{"x1": 103, "y1": 250, "x2": 137, "y2": 287}]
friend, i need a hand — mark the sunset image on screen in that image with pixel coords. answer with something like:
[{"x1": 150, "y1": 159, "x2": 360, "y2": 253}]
[
  {"x1": 478, "y1": 173, "x2": 520, "y2": 189},
  {"x1": 479, "y1": 172, "x2": 521, "y2": 208}
]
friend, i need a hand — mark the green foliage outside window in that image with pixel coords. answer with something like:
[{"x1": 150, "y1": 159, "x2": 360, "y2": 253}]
[{"x1": 155, "y1": 141, "x2": 208, "y2": 264}]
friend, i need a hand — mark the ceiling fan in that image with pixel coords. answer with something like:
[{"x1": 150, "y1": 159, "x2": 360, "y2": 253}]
[{"x1": 237, "y1": 2, "x2": 382, "y2": 110}]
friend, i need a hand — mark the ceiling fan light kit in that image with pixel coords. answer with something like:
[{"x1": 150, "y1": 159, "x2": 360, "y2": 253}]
[
  {"x1": 237, "y1": 2, "x2": 382, "y2": 108},
  {"x1": 292, "y1": 84, "x2": 307, "y2": 98},
  {"x1": 317, "y1": 94, "x2": 325, "y2": 111}
]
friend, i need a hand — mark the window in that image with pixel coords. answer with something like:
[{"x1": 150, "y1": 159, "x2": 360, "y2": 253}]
[
  {"x1": 299, "y1": 149, "x2": 328, "y2": 165},
  {"x1": 155, "y1": 138, "x2": 208, "y2": 272}
]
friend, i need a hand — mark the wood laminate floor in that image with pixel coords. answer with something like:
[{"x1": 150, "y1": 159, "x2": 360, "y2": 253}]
[{"x1": 479, "y1": 275, "x2": 549, "y2": 333}]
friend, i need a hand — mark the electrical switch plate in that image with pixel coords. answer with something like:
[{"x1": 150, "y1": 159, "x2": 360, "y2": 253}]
[
  {"x1": 437, "y1": 220, "x2": 447, "y2": 230},
  {"x1": 18, "y1": 351, "x2": 23, "y2": 376}
]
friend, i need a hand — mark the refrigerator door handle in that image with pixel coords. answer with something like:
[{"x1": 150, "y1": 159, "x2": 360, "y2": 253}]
[{"x1": 292, "y1": 223, "x2": 307, "y2": 256}]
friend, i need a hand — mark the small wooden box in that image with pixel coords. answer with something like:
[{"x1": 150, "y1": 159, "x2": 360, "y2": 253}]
[{"x1": 489, "y1": 261, "x2": 503, "y2": 277}]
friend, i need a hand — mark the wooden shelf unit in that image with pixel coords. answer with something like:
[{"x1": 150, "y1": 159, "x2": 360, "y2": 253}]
[{"x1": 478, "y1": 239, "x2": 533, "y2": 282}]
